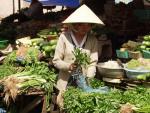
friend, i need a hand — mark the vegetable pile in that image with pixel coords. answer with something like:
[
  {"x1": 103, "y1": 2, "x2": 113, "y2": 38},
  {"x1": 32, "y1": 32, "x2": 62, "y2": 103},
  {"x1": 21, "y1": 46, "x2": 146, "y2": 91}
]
[
  {"x1": 0, "y1": 48, "x2": 57, "y2": 112},
  {"x1": 64, "y1": 85, "x2": 150, "y2": 113},
  {"x1": 140, "y1": 35, "x2": 150, "y2": 51},
  {"x1": 126, "y1": 58, "x2": 150, "y2": 70},
  {"x1": 122, "y1": 40, "x2": 141, "y2": 51}
]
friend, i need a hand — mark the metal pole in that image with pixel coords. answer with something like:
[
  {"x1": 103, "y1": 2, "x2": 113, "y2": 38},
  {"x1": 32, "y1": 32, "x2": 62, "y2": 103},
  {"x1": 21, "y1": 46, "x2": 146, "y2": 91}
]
[
  {"x1": 18, "y1": 0, "x2": 21, "y2": 12},
  {"x1": 13, "y1": 0, "x2": 15, "y2": 14}
]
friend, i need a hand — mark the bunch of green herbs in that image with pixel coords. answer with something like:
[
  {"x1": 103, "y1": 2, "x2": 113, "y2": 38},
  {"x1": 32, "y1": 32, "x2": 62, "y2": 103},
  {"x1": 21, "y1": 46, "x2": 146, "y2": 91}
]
[{"x1": 73, "y1": 48, "x2": 91, "y2": 67}]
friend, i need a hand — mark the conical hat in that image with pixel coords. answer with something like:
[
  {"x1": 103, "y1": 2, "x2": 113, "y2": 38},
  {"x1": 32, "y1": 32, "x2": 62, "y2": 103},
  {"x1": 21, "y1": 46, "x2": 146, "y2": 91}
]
[{"x1": 63, "y1": 4, "x2": 104, "y2": 25}]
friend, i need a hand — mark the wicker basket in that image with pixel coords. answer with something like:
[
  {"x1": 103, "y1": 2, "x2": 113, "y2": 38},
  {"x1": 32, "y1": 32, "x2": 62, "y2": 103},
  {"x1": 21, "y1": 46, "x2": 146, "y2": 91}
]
[{"x1": 128, "y1": 51, "x2": 142, "y2": 59}]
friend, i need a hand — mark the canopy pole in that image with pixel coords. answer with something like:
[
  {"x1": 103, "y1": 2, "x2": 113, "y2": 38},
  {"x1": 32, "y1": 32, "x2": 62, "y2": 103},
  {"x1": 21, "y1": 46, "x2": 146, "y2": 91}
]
[
  {"x1": 18, "y1": 0, "x2": 21, "y2": 12},
  {"x1": 13, "y1": 0, "x2": 15, "y2": 14}
]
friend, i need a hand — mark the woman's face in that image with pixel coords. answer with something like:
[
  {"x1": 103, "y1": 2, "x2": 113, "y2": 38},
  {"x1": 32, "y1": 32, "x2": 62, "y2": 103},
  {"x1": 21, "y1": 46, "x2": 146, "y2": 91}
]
[{"x1": 72, "y1": 23, "x2": 92, "y2": 35}]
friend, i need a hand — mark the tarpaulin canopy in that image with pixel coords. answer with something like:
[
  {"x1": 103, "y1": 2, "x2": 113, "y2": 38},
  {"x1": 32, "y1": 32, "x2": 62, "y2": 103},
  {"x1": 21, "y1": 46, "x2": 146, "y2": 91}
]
[
  {"x1": 115, "y1": 0, "x2": 133, "y2": 4},
  {"x1": 24, "y1": 0, "x2": 80, "y2": 8}
]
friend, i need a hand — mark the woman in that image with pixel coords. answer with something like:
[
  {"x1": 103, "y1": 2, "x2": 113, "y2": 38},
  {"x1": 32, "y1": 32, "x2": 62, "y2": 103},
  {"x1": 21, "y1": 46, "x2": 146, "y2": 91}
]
[{"x1": 52, "y1": 4, "x2": 104, "y2": 108}]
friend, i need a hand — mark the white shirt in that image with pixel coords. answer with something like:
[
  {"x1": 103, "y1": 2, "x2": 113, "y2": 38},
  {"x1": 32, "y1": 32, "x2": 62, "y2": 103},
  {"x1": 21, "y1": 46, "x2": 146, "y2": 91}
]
[{"x1": 70, "y1": 31, "x2": 87, "y2": 48}]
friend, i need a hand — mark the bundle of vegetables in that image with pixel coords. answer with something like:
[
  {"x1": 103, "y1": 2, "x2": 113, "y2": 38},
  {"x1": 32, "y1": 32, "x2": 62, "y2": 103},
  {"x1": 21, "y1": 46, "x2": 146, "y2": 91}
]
[
  {"x1": 73, "y1": 48, "x2": 91, "y2": 67},
  {"x1": 0, "y1": 61, "x2": 56, "y2": 108},
  {"x1": 140, "y1": 35, "x2": 150, "y2": 51},
  {"x1": 64, "y1": 86, "x2": 150, "y2": 113}
]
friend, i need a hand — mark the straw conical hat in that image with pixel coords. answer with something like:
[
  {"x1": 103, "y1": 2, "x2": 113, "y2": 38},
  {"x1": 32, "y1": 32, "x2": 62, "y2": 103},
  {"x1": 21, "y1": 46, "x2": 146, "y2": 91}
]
[{"x1": 63, "y1": 4, "x2": 104, "y2": 25}]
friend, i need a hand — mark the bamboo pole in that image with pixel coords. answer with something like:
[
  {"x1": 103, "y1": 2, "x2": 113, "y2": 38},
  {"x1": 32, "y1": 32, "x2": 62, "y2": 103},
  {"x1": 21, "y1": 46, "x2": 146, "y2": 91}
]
[
  {"x1": 13, "y1": 0, "x2": 15, "y2": 14},
  {"x1": 18, "y1": 0, "x2": 21, "y2": 12}
]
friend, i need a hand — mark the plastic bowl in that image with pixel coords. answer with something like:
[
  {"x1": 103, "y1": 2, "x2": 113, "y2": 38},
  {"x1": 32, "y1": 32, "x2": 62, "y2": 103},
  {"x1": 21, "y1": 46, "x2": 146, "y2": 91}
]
[{"x1": 124, "y1": 67, "x2": 150, "y2": 79}]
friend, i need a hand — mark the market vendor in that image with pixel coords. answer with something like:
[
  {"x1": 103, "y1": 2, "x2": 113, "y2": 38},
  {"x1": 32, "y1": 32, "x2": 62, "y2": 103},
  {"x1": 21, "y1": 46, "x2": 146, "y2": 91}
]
[
  {"x1": 53, "y1": 4, "x2": 104, "y2": 90},
  {"x1": 52, "y1": 4, "x2": 104, "y2": 108},
  {"x1": 23, "y1": 0, "x2": 43, "y2": 19}
]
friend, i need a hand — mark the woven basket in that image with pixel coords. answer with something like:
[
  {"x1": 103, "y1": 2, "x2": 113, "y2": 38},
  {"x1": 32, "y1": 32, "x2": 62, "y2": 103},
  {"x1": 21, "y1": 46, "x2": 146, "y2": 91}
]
[{"x1": 128, "y1": 51, "x2": 142, "y2": 59}]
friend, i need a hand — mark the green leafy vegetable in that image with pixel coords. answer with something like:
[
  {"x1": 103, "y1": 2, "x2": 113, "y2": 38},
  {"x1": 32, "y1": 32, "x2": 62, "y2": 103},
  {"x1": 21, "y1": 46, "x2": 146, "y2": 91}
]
[{"x1": 73, "y1": 48, "x2": 91, "y2": 67}]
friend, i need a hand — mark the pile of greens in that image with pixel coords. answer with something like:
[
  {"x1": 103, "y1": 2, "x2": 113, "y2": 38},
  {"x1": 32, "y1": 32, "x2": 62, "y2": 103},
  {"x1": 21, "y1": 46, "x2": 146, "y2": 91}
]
[
  {"x1": 0, "y1": 49, "x2": 57, "y2": 112},
  {"x1": 64, "y1": 85, "x2": 150, "y2": 113},
  {"x1": 126, "y1": 59, "x2": 141, "y2": 69},
  {"x1": 126, "y1": 59, "x2": 150, "y2": 70},
  {"x1": 3, "y1": 47, "x2": 40, "y2": 65}
]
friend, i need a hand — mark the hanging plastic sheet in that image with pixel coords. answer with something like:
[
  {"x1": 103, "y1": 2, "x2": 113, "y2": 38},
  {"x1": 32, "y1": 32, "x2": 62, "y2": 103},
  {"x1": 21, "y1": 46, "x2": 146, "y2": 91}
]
[
  {"x1": 24, "y1": 0, "x2": 80, "y2": 8},
  {"x1": 115, "y1": 0, "x2": 133, "y2": 4}
]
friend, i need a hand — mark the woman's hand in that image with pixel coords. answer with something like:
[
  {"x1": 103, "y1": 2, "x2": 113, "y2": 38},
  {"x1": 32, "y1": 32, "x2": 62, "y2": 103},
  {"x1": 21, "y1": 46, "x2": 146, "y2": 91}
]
[{"x1": 69, "y1": 63, "x2": 77, "y2": 71}]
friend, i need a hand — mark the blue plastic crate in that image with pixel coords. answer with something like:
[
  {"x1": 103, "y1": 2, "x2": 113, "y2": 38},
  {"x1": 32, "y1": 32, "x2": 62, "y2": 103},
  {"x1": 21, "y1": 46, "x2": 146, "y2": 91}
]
[{"x1": 116, "y1": 50, "x2": 129, "y2": 59}]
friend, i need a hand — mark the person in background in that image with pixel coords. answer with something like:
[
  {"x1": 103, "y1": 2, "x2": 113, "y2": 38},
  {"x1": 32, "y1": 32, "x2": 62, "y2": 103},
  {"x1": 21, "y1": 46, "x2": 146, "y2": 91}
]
[
  {"x1": 1, "y1": 0, "x2": 43, "y2": 23},
  {"x1": 23, "y1": 0, "x2": 43, "y2": 19},
  {"x1": 52, "y1": 4, "x2": 104, "y2": 108}
]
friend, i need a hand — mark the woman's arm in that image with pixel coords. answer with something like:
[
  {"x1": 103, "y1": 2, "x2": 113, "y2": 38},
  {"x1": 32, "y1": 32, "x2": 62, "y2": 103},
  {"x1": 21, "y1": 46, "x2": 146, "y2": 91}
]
[{"x1": 52, "y1": 34, "x2": 71, "y2": 71}]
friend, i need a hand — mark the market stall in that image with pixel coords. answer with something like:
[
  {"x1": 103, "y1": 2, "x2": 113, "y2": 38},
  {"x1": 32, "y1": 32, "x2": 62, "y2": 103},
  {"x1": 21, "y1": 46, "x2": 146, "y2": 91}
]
[
  {"x1": 0, "y1": 1, "x2": 150, "y2": 113},
  {"x1": 0, "y1": 25, "x2": 150, "y2": 113}
]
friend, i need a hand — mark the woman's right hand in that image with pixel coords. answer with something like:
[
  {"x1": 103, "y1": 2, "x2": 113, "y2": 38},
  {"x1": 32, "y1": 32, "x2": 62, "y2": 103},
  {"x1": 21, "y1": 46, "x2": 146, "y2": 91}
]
[{"x1": 69, "y1": 63, "x2": 77, "y2": 71}]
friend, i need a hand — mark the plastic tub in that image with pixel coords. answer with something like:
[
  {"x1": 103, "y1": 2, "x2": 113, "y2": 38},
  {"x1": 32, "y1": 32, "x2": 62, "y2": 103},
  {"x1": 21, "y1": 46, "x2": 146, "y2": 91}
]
[{"x1": 124, "y1": 67, "x2": 150, "y2": 79}]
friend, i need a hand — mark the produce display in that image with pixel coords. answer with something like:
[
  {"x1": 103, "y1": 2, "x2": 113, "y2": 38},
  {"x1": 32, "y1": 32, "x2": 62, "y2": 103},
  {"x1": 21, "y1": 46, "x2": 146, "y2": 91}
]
[
  {"x1": 40, "y1": 39, "x2": 57, "y2": 58},
  {"x1": 122, "y1": 40, "x2": 141, "y2": 51},
  {"x1": 0, "y1": 46, "x2": 57, "y2": 112},
  {"x1": 0, "y1": 19, "x2": 150, "y2": 113},
  {"x1": 37, "y1": 27, "x2": 60, "y2": 39},
  {"x1": 64, "y1": 85, "x2": 150, "y2": 113},
  {"x1": 126, "y1": 58, "x2": 150, "y2": 70},
  {"x1": 140, "y1": 35, "x2": 150, "y2": 51},
  {"x1": 15, "y1": 27, "x2": 59, "y2": 59},
  {"x1": 117, "y1": 40, "x2": 142, "y2": 59}
]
